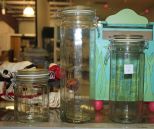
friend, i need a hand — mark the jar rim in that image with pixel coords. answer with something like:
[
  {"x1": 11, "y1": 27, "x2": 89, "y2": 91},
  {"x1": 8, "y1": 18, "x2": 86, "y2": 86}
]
[
  {"x1": 61, "y1": 6, "x2": 95, "y2": 15},
  {"x1": 16, "y1": 69, "x2": 49, "y2": 78},
  {"x1": 111, "y1": 35, "x2": 145, "y2": 42}
]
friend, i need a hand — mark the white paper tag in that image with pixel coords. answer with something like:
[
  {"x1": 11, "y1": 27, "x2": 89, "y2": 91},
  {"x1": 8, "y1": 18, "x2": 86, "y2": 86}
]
[{"x1": 124, "y1": 64, "x2": 134, "y2": 74}]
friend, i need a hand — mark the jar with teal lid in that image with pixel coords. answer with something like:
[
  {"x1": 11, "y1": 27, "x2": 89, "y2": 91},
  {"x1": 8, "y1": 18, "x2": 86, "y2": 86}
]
[
  {"x1": 14, "y1": 69, "x2": 49, "y2": 122},
  {"x1": 109, "y1": 35, "x2": 148, "y2": 123}
]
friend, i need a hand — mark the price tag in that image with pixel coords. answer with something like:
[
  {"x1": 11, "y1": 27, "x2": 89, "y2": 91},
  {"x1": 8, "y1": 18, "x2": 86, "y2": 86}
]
[{"x1": 124, "y1": 64, "x2": 134, "y2": 74}]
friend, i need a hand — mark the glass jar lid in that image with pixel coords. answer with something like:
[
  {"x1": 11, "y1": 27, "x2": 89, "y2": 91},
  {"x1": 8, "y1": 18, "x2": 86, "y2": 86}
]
[
  {"x1": 60, "y1": 5, "x2": 96, "y2": 26},
  {"x1": 16, "y1": 69, "x2": 49, "y2": 81},
  {"x1": 61, "y1": 6, "x2": 95, "y2": 16}
]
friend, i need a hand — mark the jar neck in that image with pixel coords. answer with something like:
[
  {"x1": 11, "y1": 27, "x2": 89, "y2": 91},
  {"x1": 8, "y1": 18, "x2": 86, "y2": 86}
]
[
  {"x1": 110, "y1": 41, "x2": 146, "y2": 53},
  {"x1": 61, "y1": 6, "x2": 96, "y2": 27},
  {"x1": 110, "y1": 34, "x2": 147, "y2": 53},
  {"x1": 62, "y1": 16, "x2": 96, "y2": 26}
]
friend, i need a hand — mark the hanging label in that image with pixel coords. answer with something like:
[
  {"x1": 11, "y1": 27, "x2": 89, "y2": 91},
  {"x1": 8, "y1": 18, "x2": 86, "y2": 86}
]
[{"x1": 124, "y1": 64, "x2": 134, "y2": 74}]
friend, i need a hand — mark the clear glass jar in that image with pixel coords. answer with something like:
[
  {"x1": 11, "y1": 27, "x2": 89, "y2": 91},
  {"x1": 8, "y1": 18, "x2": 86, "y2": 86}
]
[
  {"x1": 60, "y1": 6, "x2": 96, "y2": 123},
  {"x1": 14, "y1": 69, "x2": 49, "y2": 122},
  {"x1": 109, "y1": 35, "x2": 147, "y2": 123},
  {"x1": 0, "y1": 70, "x2": 15, "y2": 121}
]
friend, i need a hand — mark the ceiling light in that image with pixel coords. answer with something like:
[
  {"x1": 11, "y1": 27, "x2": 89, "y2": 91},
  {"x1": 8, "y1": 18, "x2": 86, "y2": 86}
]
[
  {"x1": 1, "y1": 8, "x2": 6, "y2": 15},
  {"x1": 23, "y1": 6, "x2": 34, "y2": 17},
  {"x1": 1, "y1": 0, "x2": 6, "y2": 15}
]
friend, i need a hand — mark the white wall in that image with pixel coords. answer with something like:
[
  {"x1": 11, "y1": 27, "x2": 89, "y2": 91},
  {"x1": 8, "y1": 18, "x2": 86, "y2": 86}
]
[
  {"x1": 0, "y1": 19, "x2": 57, "y2": 55},
  {"x1": 0, "y1": 21, "x2": 14, "y2": 55},
  {"x1": 19, "y1": 19, "x2": 59, "y2": 35},
  {"x1": 19, "y1": 21, "x2": 35, "y2": 34}
]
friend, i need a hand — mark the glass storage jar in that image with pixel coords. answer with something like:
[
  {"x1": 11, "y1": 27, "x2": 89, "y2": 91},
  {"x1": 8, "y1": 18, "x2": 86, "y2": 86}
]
[
  {"x1": 109, "y1": 35, "x2": 148, "y2": 123},
  {"x1": 60, "y1": 6, "x2": 96, "y2": 123},
  {"x1": 14, "y1": 69, "x2": 49, "y2": 122},
  {"x1": 0, "y1": 69, "x2": 15, "y2": 121}
]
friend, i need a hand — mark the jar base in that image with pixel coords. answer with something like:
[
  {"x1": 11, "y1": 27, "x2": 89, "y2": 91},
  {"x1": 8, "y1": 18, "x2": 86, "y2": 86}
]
[
  {"x1": 17, "y1": 115, "x2": 49, "y2": 123},
  {"x1": 111, "y1": 116, "x2": 142, "y2": 124},
  {"x1": 62, "y1": 116, "x2": 91, "y2": 124},
  {"x1": 15, "y1": 112, "x2": 49, "y2": 123},
  {"x1": 61, "y1": 111, "x2": 91, "y2": 123}
]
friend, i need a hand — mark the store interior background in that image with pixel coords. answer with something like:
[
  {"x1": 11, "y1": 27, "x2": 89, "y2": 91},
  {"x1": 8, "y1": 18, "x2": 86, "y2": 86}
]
[{"x1": 0, "y1": 0, "x2": 154, "y2": 67}]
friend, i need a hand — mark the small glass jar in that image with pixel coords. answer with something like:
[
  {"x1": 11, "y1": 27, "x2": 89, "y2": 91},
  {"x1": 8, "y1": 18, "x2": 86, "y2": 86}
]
[
  {"x1": 60, "y1": 6, "x2": 96, "y2": 123},
  {"x1": 14, "y1": 69, "x2": 49, "y2": 122},
  {"x1": 109, "y1": 35, "x2": 147, "y2": 123}
]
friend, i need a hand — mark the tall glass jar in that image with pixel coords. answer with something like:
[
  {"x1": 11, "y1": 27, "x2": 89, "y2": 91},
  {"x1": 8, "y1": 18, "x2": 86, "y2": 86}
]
[
  {"x1": 14, "y1": 69, "x2": 49, "y2": 122},
  {"x1": 60, "y1": 6, "x2": 96, "y2": 123},
  {"x1": 109, "y1": 35, "x2": 147, "y2": 123}
]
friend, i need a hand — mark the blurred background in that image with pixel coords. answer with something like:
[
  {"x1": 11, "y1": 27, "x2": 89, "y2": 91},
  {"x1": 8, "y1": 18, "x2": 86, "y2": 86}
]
[
  {"x1": 0, "y1": 0, "x2": 154, "y2": 21},
  {"x1": 0, "y1": 0, "x2": 154, "y2": 66}
]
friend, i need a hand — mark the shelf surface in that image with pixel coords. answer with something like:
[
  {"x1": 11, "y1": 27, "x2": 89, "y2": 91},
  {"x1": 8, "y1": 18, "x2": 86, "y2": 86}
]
[{"x1": 0, "y1": 108, "x2": 154, "y2": 129}]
